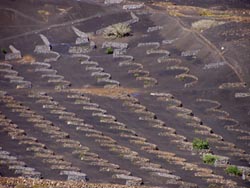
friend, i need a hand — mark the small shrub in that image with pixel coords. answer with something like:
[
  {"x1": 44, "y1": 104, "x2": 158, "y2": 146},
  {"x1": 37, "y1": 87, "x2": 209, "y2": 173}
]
[
  {"x1": 203, "y1": 154, "x2": 218, "y2": 165},
  {"x1": 179, "y1": 76, "x2": 185, "y2": 81},
  {"x1": 225, "y1": 165, "x2": 242, "y2": 176},
  {"x1": 103, "y1": 23, "x2": 131, "y2": 38},
  {"x1": 134, "y1": 73, "x2": 139, "y2": 77},
  {"x1": 199, "y1": 10, "x2": 214, "y2": 17},
  {"x1": 1, "y1": 48, "x2": 7, "y2": 54},
  {"x1": 208, "y1": 184, "x2": 221, "y2": 188},
  {"x1": 192, "y1": 138, "x2": 209, "y2": 150},
  {"x1": 106, "y1": 47, "x2": 113, "y2": 54}
]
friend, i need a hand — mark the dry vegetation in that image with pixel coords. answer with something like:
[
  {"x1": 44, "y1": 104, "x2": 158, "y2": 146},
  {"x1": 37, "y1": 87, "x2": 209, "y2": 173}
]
[
  {"x1": 17, "y1": 55, "x2": 36, "y2": 64},
  {"x1": 191, "y1": 19, "x2": 225, "y2": 31},
  {"x1": 103, "y1": 23, "x2": 131, "y2": 38},
  {"x1": 0, "y1": 177, "x2": 147, "y2": 188},
  {"x1": 67, "y1": 87, "x2": 139, "y2": 98},
  {"x1": 37, "y1": 10, "x2": 50, "y2": 22},
  {"x1": 152, "y1": 2, "x2": 250, "y2": 22}
]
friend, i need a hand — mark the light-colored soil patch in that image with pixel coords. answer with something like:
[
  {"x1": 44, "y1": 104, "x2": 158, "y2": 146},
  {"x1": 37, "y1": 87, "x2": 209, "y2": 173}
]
[
  {"x1": 67, "y1": 87, "x2": 139, "y2": 98},
  {"x1": 17, "y1": 55, "x2": 36, "y2": 64},
  {"x1": 152, "y1": 2, "x2": 250, "y2": 22},
  {"x1": 191, "y1": 19, "x2": 225, "y2": 31},
  {"x1": 0, "y1": 177, "x2": 147, "y2": 188}
]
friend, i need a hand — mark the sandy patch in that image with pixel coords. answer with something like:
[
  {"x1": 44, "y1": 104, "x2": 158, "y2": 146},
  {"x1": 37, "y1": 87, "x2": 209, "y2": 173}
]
[
  {"x1": 192, "y1": 19, "x2": 225, "y2": 31},
  {"x1": 67, "y1": 87, "x2": 139, "y2": 98},
  {"x1": 152, "y1": 2, "x2": 250, "y2": 22},
  {"x1": 0, "y1": 177, "x2": 146, "y2": 188},
  {"x1": 17, "y1": 55, "x2": 36, "y2": 64}
]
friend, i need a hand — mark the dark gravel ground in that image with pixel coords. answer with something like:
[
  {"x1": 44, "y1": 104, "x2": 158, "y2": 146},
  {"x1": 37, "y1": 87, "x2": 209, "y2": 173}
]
[{"x1": 0, "y1": 0, "x2": 250, "y2": 188}]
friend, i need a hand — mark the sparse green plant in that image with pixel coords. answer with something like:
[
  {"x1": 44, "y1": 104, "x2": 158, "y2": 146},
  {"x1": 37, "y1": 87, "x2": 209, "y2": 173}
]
[
  {"x1": 203, "y1": 154, "x2": 218, "y2": 165},
  {"x1": 225, "y1": 165, "x2": 242, "y2": 176},
  {"x1": 179, "y1": 76, "x2": 185, "y2": 81},
  {"x1": 103, "y1": 23, "x2": 131, "y2": 38},
  {"x1": 192, "y1": 138, "x2": 209, "y2": 150},
  {"x1": 1, "y1": 48, "x2": 7, "y2": 54},
  {"x1": 144, "y1": 80, "x2": 150, "y2": 86},
  {"x1": 134, "y1": 73, "x2": 139, "y2": 77},
  {"x1": 106, "y1": 47, "x2": 113, "y2": 54},
  {"x1": 78, "y1": 151, "x2": 89, "y2": 160}
]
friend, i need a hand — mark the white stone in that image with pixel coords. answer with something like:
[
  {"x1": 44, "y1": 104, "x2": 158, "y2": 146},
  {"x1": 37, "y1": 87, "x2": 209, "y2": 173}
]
[
  {"x1": 5, "y1": 45, "x2": 21, "y2": 60},
  {"x1": 147, "y1": 26, "x2": 163, "y2": 33},
  {"x1": 181, "y1": 50, "x2": 200, "y2": 57},
  {"x1": 123, "y1": 4, "x2": 144, "y2": 10},
  {"x1": 5, "y1": 53, "x2": 21, "y2": 60},
  {"x1": 9, "y1": 45, "x2": 20, "y2": 53},
  {"x1": 104, "y1": 0, "x2": 123, "y2": 4},
  {"x1": 68, "y1": 46, "x2": 90, "y2": 54},
  {"x1": 75, "y1": 37, "x2": 89, "y2": 45},
  {"x1": 162, "y1": 38, "x2": 178, "y2": 44},
  {"x1": 203, "y1": 62, "x2": 226, "y2": 70},
  {"x1": 137, "y1": 42, "x2": 160, "y2": 47},
  {"x1": 60, "y1": 171, "x2": 87, "y2": 181},
  {"x1": 31, "y1": 62, "x2": 51, "y2": 68},
  {"x1": 152, "y1": 172, "x2": 181, "y2": 180},
  {"x1": 34, "y1": 45, "x2": 50, "y2": 53},
  {"x1": 235, "y1": 92, "x2": 250, "y2": 98},
  {"x1": 40, "y1": 34, "x2": 51, "y2": 46},
  {"x1": 114, "y1": 174, "x2": 142, "y2": 185},
  {"x1": 0, "y1": 63, "x2": 12, "y2": 69},
  {"x1": 113, "y1": 48, "x2": 127, "y2": 56},
  {"x1": 214, "y1": 156, "x2": 229, "y2": 167},
  {"x1": 102, "y1": 42, "x2": 128, "y2": 49},
  {"x1": 72, "y1": 26, "x2": 89, "y2": 39}
]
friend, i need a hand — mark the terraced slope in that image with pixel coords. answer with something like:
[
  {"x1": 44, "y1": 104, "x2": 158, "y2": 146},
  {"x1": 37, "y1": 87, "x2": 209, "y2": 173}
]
[{"x1": 0, "y1": 0, "x2": 250, "y2": 187}]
